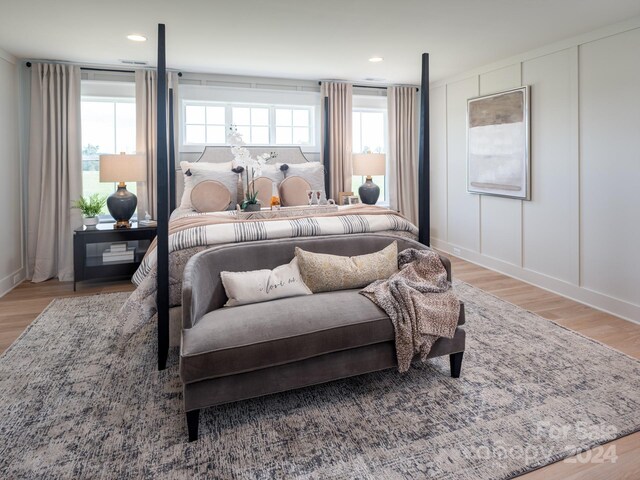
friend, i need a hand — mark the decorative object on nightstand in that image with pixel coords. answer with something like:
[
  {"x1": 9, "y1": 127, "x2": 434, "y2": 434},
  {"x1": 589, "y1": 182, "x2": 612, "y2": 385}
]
[
  {"x1": 99, "y1": 152, "x2": 146, "y2": 229},
  {"x1": 72, "y1": 193, "x2": 107, "y2": 228},
  {"x1": 102, "y1": 242, "x2": 135, "y2": 263},
  {"x1": 352, "y1": 153, "x2": 386, "y2": 205},
  {"x1": 139, "y1": 211, "x2": 157, "y2": 227}
]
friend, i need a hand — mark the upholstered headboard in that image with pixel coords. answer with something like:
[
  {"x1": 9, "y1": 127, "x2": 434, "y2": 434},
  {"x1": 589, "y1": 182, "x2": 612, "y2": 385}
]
[
  {"x1": 191, "y1": 145, "x2": 310, "y2": 165},
  {"x1": 175, "y1": 146, "x2": 313, "y2": 208}
]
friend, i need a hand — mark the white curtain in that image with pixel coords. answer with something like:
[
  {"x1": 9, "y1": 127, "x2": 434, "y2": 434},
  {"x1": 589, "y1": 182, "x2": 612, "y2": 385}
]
[
  {"x1": 27, "y1": 63, "x2": 82, "y2": 283},
  {"x1": 169, "y1": 72, "x2": 180, "y2": 210},
  {"x1": 135, "y1": 70, "x2": 157, "y2": 219},
  {"x1": 321, "y1": 82, "x2": 353, "y2": 197},
  {"x1": 136, "y1": 70, "x2": 180, "y2": 218},
  {"x1": 388, "y1": 86, "x2": 418, "y2": 225}
]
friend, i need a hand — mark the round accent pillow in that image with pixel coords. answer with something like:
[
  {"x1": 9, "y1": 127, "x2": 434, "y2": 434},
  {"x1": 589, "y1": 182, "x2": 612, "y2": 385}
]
[
  {"x1": 250, "y1": 177, "x2": 275, "y2": 207},
  {"x1": 190, "y1": 180, "x2": 232, "y2": 212},
  {"x1": 279, "y1": 175, "x2": 312, "y2": 206}
]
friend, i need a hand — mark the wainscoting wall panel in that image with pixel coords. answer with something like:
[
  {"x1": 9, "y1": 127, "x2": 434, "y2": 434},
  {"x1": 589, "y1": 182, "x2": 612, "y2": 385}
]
[
  {"x1": 430, "y1": 18, "x2": 640, "y2": 322},
  {"x1": 446, "y1": 77, "x2": 479, "y2": 251},
  {"x1": 478, "y1": 65, "x2": 523, "y2": 266},
  {"x1": 429, "y1": 85, "x2": 447, "y2": 242},
  {"x1": 0, "y1": 49, "x2": 24, "y2": 297},
  {"x1": 521, "y1": 48, "x2": 579, "y2": 285},
  {"x1": 579, "y1": 28, "x2": 640, "y2": 307}
]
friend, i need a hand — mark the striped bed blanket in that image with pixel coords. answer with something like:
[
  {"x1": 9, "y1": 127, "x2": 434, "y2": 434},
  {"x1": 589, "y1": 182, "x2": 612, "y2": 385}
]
[{"x1": 118, "y1": 205, "x2": 418, "y2": 337}]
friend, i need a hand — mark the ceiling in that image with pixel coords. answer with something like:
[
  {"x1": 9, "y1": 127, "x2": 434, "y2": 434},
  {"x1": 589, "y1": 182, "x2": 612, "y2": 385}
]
[{"x1": 1, "y1": 0, "x2": 639, "y2": 84}]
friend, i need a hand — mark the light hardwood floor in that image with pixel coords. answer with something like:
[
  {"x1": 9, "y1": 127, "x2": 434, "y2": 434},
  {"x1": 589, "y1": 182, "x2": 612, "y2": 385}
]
[
  {"x1": 0, "y1": 256, "x2": 637, "y2": 479},
  {"x1": 0, "y1": 279, "x2": 134, "y2": 353}
]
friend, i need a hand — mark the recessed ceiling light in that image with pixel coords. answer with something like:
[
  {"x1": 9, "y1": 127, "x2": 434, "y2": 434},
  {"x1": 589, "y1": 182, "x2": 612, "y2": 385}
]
[
  {"x1": 127, "y1": 34, "x2": 147, "y2": 42},
  {"x1": 369, "y1": 56, "x2": 383, "y2": 63}
]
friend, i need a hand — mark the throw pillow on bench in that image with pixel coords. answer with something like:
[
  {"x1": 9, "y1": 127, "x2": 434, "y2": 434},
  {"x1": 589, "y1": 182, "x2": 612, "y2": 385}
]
[{"x1": 295, "y1": 241, "x2": 398, "y2": 293}]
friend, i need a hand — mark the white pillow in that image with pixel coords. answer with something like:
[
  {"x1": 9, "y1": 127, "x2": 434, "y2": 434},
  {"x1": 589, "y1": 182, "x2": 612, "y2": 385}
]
[
  {"x1": 241, "y1": 164, "x2": 283, "y2": 198},
  {"x1": 276, "y1": 162, "x2": 325, "y2": 192},
  {"x1": 179, "y1": 161, "x2": 238, "y2": 210},
  {"x1": 256, "y1": 164, "x2": 283, "y2": 184},
  {"x1": 221, "y1": 258, "x2": 312, "y2": 307}
]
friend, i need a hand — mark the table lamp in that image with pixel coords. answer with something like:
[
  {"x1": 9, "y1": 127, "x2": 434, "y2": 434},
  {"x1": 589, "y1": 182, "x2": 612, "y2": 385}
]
[
  {"x1": 352, "y1": 153, "x2": 386, "y2": 204},
  {"x1": 99, "y1": 153, "x2": 146, "y2": 228}
]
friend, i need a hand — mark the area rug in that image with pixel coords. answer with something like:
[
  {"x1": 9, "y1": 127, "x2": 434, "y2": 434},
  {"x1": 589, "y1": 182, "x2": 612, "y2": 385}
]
[{"x1": 0, "y1": 283, "x2": 638, "y2": 480}]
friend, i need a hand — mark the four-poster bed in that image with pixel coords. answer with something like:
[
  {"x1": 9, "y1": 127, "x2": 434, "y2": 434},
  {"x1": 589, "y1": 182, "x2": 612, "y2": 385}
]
[
  {"x1": 151, "y1": 24, "x2": 431, "y2": 371},
  {"x1": 140, "y1": 24, "x2": 463, "y2": 441}
]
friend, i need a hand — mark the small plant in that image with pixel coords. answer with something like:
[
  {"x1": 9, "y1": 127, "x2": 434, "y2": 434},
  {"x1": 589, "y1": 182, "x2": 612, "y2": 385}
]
[
  {"x1": 241, "y1": 190, "x2": 260, "y2": 210},
  {"x1": 73, "y1": 194, "x2": 107, "y2": 217}
]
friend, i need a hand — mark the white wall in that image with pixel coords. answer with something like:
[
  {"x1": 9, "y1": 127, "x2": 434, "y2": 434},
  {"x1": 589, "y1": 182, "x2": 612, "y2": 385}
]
[
  {"x1": 0, "y1": 48, "x2": 24, "y2": 296},
  {"x1": 430, "y1": 19, "x2": 640, "y2": 323}
]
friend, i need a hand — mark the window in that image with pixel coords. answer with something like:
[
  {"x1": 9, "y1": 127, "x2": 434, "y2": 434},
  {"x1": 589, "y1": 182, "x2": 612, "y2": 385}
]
[
  {"x1": 81, "y1": 96, "x2": 136, "y2": 202},
  {"x1": 275, "y1": 108, "x2": 310, "y2": 145},
  {"x1": 352, "y1": 109, "x2": 387, "y2": 203},
  {"x1": 184, "y1": 105, "x2": 226, "y2": 144},
  {"x1": 182, "y1": 102, "x2": 315, "y2": 147},
  {"x1": 232, "y1": 107, "x2": 269, "y2": 144}
]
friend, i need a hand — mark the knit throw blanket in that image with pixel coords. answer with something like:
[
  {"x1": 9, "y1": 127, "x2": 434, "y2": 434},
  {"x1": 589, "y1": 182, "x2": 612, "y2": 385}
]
[{"x1": 360, "y1": 249, "x2": 460, "y2": 373}]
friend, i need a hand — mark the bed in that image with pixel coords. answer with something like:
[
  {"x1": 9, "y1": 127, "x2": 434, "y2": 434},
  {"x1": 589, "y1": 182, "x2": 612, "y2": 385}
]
[
  {"x1": 119, "y1": 143, "x2": 420, "y2": 346},
  {"x1": 141, "y1": 25, "x2": 431, "y2": 370}
]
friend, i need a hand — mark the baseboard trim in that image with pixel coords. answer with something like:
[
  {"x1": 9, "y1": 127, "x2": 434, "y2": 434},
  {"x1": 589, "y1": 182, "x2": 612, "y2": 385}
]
[
  {"x1": 0, "y1": 268, "x2": 25, "y2": 298},
  {"x1": 432, "y1": 238, "x2": 640, "y2": 324}
]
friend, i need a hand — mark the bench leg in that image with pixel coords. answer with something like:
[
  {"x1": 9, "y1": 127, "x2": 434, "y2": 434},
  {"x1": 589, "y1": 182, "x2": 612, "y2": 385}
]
[
  {"x1": 450, "y1": 352, "x2": 464, "y2": 378},
  {"x1": 187, "y1": 409, "x2": 200, "y2": 442}
]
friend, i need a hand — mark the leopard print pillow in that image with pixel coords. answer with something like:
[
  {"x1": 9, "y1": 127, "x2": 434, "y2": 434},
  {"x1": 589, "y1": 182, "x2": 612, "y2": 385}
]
[{"x1": 295, "y1": 242, "x2": 398, "y2": 293}]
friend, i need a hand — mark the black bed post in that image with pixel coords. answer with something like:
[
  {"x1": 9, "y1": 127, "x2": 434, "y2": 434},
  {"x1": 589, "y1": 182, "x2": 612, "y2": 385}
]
[
  {"x1": 322, "y1": 94, "x2": 331, "y2": 199},
  {"x1": 156, "y1": 23, "x2": 170, "y2": 371},
  {"x1": 418, "y1": 53, "x2": 430, "y2": 246},
  {"x1": 169, "y1": 87, "x2": 176, "y2": 213}
]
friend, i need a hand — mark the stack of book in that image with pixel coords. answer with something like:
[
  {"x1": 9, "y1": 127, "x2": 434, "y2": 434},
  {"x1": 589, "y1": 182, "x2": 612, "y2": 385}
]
[{"x1": 102, "y1": 243, "x2": 135, "y2": 263}]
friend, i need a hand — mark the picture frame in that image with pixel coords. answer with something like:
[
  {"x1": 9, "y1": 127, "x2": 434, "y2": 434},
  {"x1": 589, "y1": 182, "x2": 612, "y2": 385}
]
[
  {"x1": 467, "y1": 86, "x2": 530, "y2": 200},
  {"x1": 347, "y1": 195, "x2": 360, "y2": 205},
  {"x1": 338, "y1": 191, "x2": 354, "y2": 206}
]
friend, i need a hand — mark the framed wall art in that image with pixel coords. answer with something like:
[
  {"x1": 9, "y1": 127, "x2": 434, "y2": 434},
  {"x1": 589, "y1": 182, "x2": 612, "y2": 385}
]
[{"x1": 467, "y1": 86, "x2": 530, "y2": 200}]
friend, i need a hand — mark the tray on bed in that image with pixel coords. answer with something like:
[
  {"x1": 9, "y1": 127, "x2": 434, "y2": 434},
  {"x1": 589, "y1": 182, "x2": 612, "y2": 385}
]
[{"x1": 234, "y1": 204, "x2": 338, "y2": 220}]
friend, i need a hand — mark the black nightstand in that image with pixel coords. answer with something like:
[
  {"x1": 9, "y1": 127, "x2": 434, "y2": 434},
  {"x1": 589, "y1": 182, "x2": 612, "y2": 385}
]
[{"x1": 73, "y1": 222, "x2": 157, "y2": 290}]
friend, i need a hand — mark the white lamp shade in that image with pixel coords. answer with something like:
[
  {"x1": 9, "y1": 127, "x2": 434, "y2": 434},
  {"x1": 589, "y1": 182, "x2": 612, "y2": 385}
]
[
  {"x1": 352, "y1": 153, "x2": 386, "y2": 176},
  {"x1": 99, "y1": 153, "x2": 146, "y2": 183}
]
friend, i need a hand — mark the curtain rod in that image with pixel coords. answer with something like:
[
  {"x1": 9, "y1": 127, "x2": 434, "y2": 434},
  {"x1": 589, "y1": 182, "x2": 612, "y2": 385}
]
[
  {"x1": 82, "y1": 67, "x2": 134, "y2": 74},
  {"x1": 25, "y1": 62, "x2": 133, "y2": 73},
  {"x1": 24, "y1": 62, "x2": 184, "y2": 76},
  {"x1": 81, "y1": 67, "x2": 183, "y2": 76},
  {"x1": 318, "y1": 81, "x2": 418, "y2": 92}
]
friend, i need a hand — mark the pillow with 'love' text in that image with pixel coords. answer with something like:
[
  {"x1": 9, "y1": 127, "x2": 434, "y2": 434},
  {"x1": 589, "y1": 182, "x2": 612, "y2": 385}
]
[{"x1": 220, "y1": 257, "x2": 312, "y2": 307}]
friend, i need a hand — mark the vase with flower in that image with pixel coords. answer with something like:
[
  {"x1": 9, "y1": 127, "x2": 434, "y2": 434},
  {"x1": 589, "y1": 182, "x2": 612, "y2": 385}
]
[{"x1": 228, "y1": 128, "x2": 277, "y2": 211}]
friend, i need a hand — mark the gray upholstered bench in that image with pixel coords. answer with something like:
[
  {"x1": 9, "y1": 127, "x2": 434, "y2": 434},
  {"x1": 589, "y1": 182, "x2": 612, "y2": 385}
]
[{"x1": 181, "y1": 234, "x2": 466, "y2": 441}]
